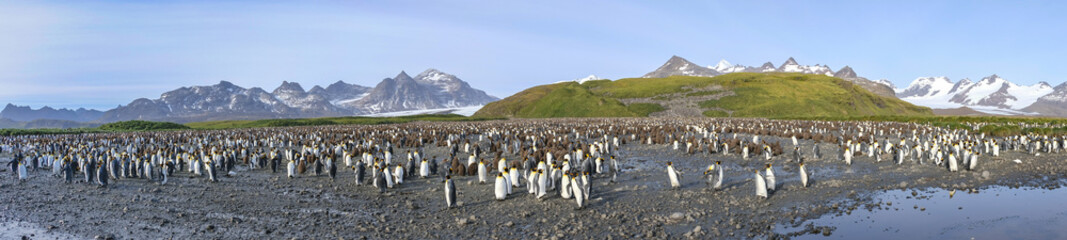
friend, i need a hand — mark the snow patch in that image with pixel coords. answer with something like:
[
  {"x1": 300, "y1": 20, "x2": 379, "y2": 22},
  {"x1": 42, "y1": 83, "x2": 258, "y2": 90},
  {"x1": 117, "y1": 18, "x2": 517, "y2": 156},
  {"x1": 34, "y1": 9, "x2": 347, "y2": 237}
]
[{"x1": 360, "y1": 105, "x2": 484, "y2": 117}]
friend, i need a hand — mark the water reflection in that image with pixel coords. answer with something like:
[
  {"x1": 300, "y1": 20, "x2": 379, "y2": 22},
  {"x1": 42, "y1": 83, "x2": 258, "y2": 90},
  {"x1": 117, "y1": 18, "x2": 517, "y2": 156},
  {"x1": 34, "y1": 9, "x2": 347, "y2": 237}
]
[{"x1": 779, "y1": 185, "x2": 1067, "y2": 240}]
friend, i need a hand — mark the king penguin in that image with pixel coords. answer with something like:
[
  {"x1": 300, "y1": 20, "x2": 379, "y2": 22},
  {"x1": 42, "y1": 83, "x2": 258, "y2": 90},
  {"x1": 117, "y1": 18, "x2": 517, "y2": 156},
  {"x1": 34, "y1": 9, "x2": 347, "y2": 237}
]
[
  {"x1": 536, "y1": 169, "x2": 548, "y2": 200},
  {"x1": 608, "y1": 156, "x2": 620, "y2": 183},
  {"x1": 64, "y1": 159, "x2": 74, "y2": 184},
  {"x1": 329, "y1": 158, "x2": 338, "y2": 181},
  {"x1": 948, "y1": 153, "x2": 959, "y2": 172},
  {"x1": 667, "y1": 162, "x2": 682, "y2": 189},
  {"x1": 206, "y1": 160, "x2": 218, "y2": 182},
  {"x1": 393, "y1": 163, "x2": 404, "y2": 185},
  {"x1": 384, "y1": 166, "x2": 395, "y2": 189},
  {"x1": 799, "y1": 162, "x2": 809, "y2": 188},
  {"x1": 495, "y1": 172, "x2": 507, "y2": 200},
  {"x1": 96, "y1": 160, "x2": 108, "y2": 188},
  {"x1": 354, "y1": 161, "x2": 366, "y2": 186},
  {"x1": 160, "y1": 163, "x2": 169, "y2": 185},
  {"x1": 445, "y1": 175, "x2": 457, "y2": 208},
  {"x1": 17, "y1": 160, "x2": 28, "y2": 182},
  {"x1": 560, "y1": 171, "x2": 572, "y2": 199},
  {"x1": 764, "y1": 164, "x2": 776, "y2": 192},
  {"x1": 571, "y1": 174, "x2": 585, "y2": 209},
  {"x1": 755, "y1": 170, "x2": 768, "y2": 199},
  {"x1": 287, "y1": 159, "x2": 297, "y2": 179},
  {"x1": 477, "y1": 160, "x2": 488, "y2": 184},
  {"x1": 374, "y1": 166, "x2": 386, "y2": 193},
  {"x1": 419, "y1": 159, "x2": 430, "y2": 178}
]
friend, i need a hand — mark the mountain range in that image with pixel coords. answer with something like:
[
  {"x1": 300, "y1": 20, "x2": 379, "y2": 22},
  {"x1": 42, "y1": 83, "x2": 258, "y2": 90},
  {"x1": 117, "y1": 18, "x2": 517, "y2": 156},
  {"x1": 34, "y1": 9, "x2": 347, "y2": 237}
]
[
  {"x1": 641, "y1": 56, "x2": 897, "y2": 98},
  {"x1": 4, "y1": 69, "x2": 498, "y2": 124},
  {"x1": 895, "y1": 75, "x2": 1062, "y2": 116},
  {"x1": 641, "y1": 56, "x2": 1067, "y2": 117}
]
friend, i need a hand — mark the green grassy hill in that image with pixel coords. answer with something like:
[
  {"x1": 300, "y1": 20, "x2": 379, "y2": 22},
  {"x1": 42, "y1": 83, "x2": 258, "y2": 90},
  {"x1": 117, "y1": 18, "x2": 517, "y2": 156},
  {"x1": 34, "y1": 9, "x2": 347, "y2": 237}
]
[{"x1": 474, "y1": 72, "x2": 933, "y2": 118}]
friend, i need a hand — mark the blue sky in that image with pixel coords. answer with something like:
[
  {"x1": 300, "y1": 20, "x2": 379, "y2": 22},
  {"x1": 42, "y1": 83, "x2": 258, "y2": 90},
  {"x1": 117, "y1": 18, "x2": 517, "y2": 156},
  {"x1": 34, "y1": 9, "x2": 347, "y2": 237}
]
[{"x1": 1, "y1": 0, "x2": 1064, "y2": 110}]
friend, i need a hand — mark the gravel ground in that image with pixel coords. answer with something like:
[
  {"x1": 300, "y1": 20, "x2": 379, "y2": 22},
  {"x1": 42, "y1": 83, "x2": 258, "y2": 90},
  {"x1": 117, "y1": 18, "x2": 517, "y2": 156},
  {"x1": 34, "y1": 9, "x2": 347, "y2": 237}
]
[{"x1": 1, "y1": 131, "x2": 1064, "y2": 239}]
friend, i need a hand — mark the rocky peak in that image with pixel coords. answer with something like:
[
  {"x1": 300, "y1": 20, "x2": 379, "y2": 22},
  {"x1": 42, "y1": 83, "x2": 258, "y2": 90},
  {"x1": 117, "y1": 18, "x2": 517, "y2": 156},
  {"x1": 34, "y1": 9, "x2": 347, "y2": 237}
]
[
  {"x1": 781, "y1": 57, "x2": 799, "y2": 67},
  {"x1": 642, "y1": 55, "x2": 719, "y2": 78},
  {"x1": 834, "y1": 66, "x2": 857, "y2": 79}
]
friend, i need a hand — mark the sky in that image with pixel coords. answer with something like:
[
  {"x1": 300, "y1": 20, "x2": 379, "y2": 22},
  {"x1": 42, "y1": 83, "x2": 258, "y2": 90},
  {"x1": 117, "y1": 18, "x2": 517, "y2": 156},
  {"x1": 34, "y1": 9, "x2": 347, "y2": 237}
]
[{"x1": 1, "y1": 0, "x2": 1065, "y2": 110}]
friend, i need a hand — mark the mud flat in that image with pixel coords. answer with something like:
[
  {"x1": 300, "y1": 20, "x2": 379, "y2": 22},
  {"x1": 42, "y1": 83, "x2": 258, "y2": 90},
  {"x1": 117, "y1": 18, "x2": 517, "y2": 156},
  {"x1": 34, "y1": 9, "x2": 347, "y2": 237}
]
[{"x1": 1, "y1": 134, "x2": 1065, "y2": 239}]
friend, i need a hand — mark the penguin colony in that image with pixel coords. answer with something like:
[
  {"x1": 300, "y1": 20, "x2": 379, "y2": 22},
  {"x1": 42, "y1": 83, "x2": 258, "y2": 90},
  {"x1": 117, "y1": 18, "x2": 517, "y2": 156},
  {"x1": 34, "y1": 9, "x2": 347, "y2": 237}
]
[{"x1": 2, "y1": 118, "x2": 1064, "y2": 213}]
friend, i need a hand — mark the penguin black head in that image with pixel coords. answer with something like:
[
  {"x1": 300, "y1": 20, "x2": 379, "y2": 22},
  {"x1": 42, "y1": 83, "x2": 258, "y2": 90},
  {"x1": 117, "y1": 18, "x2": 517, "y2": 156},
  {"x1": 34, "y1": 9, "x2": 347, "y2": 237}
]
[
  {"x1": 667, "y1": 161, "x2": 673, "y2": 166},
  {"x1": 715, "y1": 161, "x2": 721, "y2": 165}
]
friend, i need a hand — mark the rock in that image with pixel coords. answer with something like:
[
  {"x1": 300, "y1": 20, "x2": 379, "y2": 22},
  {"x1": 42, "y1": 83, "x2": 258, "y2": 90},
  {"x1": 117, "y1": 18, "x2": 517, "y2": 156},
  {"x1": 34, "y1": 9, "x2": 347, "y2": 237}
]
[
  {"x1": 504, "y1": 221, "x2": 514, "y2": 227},
  {"x1": 982, "y1": 171, "x2": 990, "y2": 179},
  {"x1": 899, "y1": 181, "x2": 908, "y2": 188},
  {"x1": 670, "y1": 212, "x2": 685, "y2": 221}
]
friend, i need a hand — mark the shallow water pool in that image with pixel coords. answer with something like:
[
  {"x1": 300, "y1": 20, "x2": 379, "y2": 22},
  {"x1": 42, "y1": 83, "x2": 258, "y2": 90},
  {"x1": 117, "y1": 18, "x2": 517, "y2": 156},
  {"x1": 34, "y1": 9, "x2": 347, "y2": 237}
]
[{"x1": 779, "y1": 185, "x2": 1067, "y2": 239}]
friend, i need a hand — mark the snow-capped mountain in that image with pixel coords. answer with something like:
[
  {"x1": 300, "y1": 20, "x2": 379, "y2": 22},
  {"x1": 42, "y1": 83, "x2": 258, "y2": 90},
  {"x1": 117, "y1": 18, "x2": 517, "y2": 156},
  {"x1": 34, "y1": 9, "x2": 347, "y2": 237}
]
[
  {"x1": 874, "y1": 79, "x2": 895, "y2": 89},
  {"x1": 642, "y1": 56, "x2": 896, "y2": 98},
  {"x1": 1023, "y1": 82, "x2": 1067, "y2": 117},
  {"x1": 556, "y1": 74, "x2": 605, "y2": 84},
  {"x1": 89, "y1": 69, "x2": 498, "y2": 123},
  {"x1": 710, "y1": 60, "x2": 747, "y2": 73},
  {"x1": 897, "y1": 75, "x2": 1057, "y2": 115},
  {"x1": 343, "y1": 69, "x2": 499, "y2": 114},
  {"x1": 642, "y1": 56, "x2": 720, "y2": 78}
]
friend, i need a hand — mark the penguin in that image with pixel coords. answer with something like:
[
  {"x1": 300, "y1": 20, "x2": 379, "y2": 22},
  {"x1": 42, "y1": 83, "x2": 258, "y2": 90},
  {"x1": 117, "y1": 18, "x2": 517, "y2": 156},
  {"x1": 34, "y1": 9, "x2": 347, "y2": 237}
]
[
  {"x1": 393, "y1": 164, "x2": 404, "y2": 185},
  {"x1": 384, "y1": 166, "x2": 395, "y2": 188},
  {"x1": 947, "y1": 153, "x2": 958, "y2": 172},
  {"x1": 570, "y1": 174, "x2": 585, "y2": 209},
  {"x1": 844, "y1": 148, "x2": 852, "y2": 166},
  {"x1": 608, "y1": 156, "x2": 620, "y2": 183},
  {"x1": 509, "y1": 167, "x2": 520, "y2": 188},
  {"x1": 502, "y1": 169, "x2": 513, "y2": 194},
  {"x1": 560, "y1": 171, "x2": 572, "y2": 199},
  {"x1": 287, "y1": 159, "x2": 297, "y2": 178},
  {"x1": 160, "y1": 163, "x2": 169, "y2": 185},
  {"x1": 495, "y1": 173, "x2": 508, "y2": 200},
  {"x1": 329, "y1": 158, "x2": 338, "y2": 181},
  {"x1": 497, "y1": 157, "x2": 508, "y2": 174},
  {"x1": 17, "y1": 160, "x2": 28, "y2": 181},
  {"x1": 206, "y1": 160, "x2": 218, "y2": 182},
  {"x1": 419, "y1": 159, "x2": 430, "y2": 178},
  {"x1": 582, "y1": 171, "x2": 592, "y2": 200},
  {"x1": 314, "y1": 157, "x2": 323, "y2": 176},
  {"x1": 704, "y1": 161, "x2": 723, "y2": 190},
  {"x1": 445, "y1": 175, "x2": 457, "y2": 208},
  {"x1": 85, "y1": 158, "x2": 96, "y2": 184},
  {"x1": 354, "y1": 161, "x2": 366, "y2": 186},
  {"x1": 63, "y1": 159, "x2": 74, "y2": 184},
  {"x1": 96, "y1": 160, "x2": 108, "y2": 188},
  {"x1": 755, "y1": 170, "x2": 768, "y2": 199},
  {"x1": 527, "y1": 169, "x2": 538, "y2": 195},
  {"x1": 51, "y1": 157, "x2": 63, "y2": 177},
  {"x1": 536, "y1": 169, "x2": 548, "y2": 200},
  {"x1": 477, "y1": 160, "x2": 488, "y2": 184},
  {"x1": 374, "y1": 166, "x2": 386, "y2": 193},
  {"x1": 667, "y1": 161, "x2": 682, "y2": 189},
  {"x1": 9, "y1": 156, "x2": 19, "y2": 176},
  {"x1": 799, "y1": 162, "x2": 809, "y2": 188},
  {"x1": 968, "y1": 152, "x2": 979, "y2": 171},
  {"x1": 270, "y1": 155, "x2": 279, "y2": 173},
  {"x1": 764, "y1": 164, "x2": 776, "y2": 192}
]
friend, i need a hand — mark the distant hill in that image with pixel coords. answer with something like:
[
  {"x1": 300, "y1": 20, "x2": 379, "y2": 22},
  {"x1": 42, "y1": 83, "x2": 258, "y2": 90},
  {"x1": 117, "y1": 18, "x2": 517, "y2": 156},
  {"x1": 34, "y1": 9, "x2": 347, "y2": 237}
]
[
  {"x1": 474, "y1": 72, "x2": 932, "y2": 118},
  {"x1": 0, "y1": 104, "x2": 104, "y2": 122}
]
